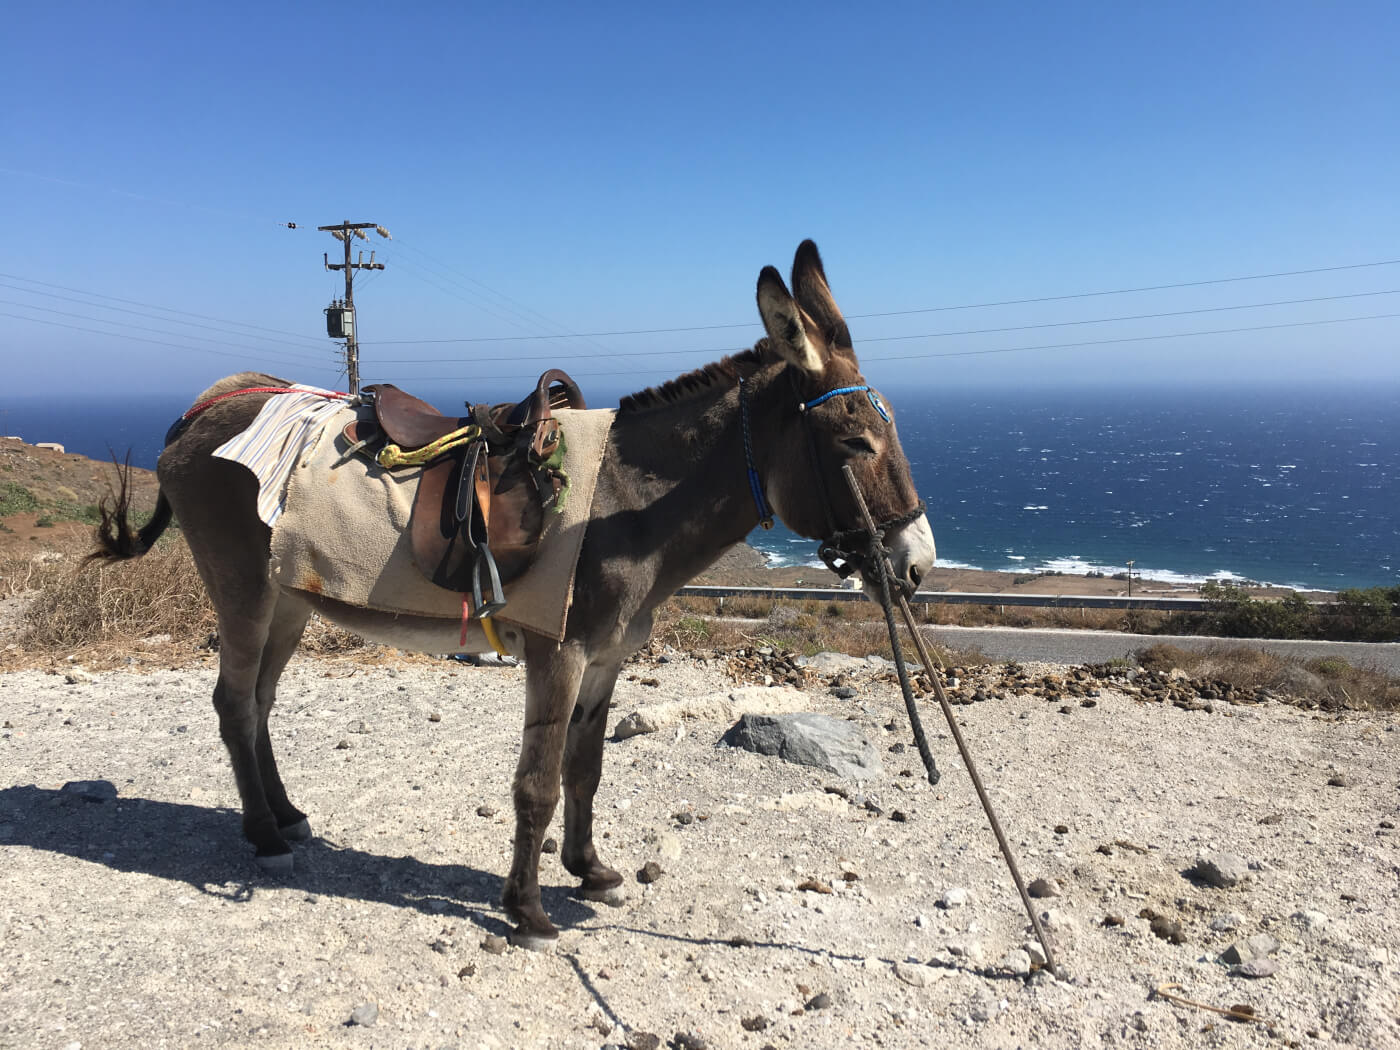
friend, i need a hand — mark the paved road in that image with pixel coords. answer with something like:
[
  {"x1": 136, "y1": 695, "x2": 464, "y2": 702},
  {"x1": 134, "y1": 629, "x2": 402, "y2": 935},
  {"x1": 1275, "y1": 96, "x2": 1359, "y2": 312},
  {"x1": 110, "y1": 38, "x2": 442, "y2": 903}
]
[{"x1": 918, "y1": 624, "x2": 1400, "y2": 675}]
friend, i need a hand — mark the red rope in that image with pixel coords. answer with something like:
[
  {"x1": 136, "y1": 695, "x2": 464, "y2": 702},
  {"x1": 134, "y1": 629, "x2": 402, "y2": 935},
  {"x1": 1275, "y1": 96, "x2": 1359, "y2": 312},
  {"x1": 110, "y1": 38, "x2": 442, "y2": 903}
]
[{"x1": 183, "y1": 386, "x2": 350, "y2": 420}]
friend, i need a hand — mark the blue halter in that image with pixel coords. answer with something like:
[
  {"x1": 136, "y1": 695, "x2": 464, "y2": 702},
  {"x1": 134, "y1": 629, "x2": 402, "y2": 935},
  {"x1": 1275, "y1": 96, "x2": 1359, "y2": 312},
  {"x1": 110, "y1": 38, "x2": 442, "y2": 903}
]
[{"x1": 798, "y1": 384, "x2": 891, "y2": 423}]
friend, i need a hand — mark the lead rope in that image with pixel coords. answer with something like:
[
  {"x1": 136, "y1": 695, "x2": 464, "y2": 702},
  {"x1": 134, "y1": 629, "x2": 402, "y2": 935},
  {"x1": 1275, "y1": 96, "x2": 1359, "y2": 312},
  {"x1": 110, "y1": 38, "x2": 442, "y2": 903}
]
[{"x1": 840, "y1": 465, "x2": 1060, "y2": 979}]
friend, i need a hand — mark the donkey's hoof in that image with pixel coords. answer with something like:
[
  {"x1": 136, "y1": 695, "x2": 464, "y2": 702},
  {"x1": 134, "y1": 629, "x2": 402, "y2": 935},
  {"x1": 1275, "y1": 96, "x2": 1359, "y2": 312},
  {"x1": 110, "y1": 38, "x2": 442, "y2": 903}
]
[
  {"x1": 254, "y1": 850, "x2": 295, "y2": 874},
  {"x1": 279, "y1": 818, "x2": 313, "y2": 842},
  {"x1": 578, "y1": 884, "x2": 628, "y2": 907},
  {"x1": 507, "y1": 926, "x2": 558, "y2": 952}
]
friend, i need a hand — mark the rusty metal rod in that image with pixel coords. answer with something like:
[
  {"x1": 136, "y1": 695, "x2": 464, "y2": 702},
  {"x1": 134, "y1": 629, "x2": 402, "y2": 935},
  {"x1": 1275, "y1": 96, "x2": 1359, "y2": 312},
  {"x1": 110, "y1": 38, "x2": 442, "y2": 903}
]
[{"x1": 841, "y1": 465, "x2": 1060, "y2": 978}]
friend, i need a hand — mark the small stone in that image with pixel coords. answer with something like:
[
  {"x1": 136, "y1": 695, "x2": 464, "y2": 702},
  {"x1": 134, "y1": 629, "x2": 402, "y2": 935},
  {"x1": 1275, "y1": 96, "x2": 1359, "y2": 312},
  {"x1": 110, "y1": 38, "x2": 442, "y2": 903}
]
[
  {"x1": 1053, "y1": 824, "x2": 1069, "y2": 835},
  {"x1": 1380, "y1": 820, "x2": 1396, "y2": 830},
  {"x1": 1058, "y1": 705, "x2": 1073, "y2": 715},
  {"x1": 1209, "y1": 913, "x2": 1244, "y2": 932},
  {"x1": 476, "y1": 804, "x2": 496, "y2": 817},
  {"x1": 890, "y1": 810, "x2": 909, "y2": 823},
  {"x1": 541, "y1": 836, "x2": 558, "y2": 854},
  {"x1": 349, "y1": 719, "x2": 369, "y2": 734},
  {"x1": 334, "y1": 738, "x2": 351, "y2": 750},
  {"x1": 348, "y1": 1002, "x2": 378, "y2": 1026},
  {"x1": 831, "y1": 686, "x2": 857, "y2": 699},
  {"x1": 797, "y1": 878, "x2": 833, "y2": 894},
  {"x1": 428, "y1": 710, "x2": 442, "y2": 723},
  {"x1": 999, "y1": 949, "x2": 1033, "y2": 975},
  {"x1": 457, "y1": 964, "x2": 476, "y2": 978},
  {"x1": 638, "y1": 861, "x2": 663, "y2": 884},
  {"x1": 670, "y1": 1032, "x2": 706, "y2": 1049},
  {"x1": 939, "y1": 887, "x2": 970, "y2": 909},
  {"x1": 805, "y1": 992, "x2": 833, "y2": 1011},
  {"x1": 888, "y1": 742, "x2": 906, "y2": 754},
  {"x1": 1190, "y1": 851, "x2": 1249, "y2": 889},
  {"x1": 1027, "y1": 878, "x2": 1060, "y2": 898},
  {"x1": 1233, "y1": 957, "x2": 1279, "y2": 979},
  {"x1": 1326, "y1": 774, "x2": 1348, "y2": 787},
  {"x1": 640, "y1": 677, "x2": 660, "y2": 688},
  {"x1": 674, "y1": 811, "x2": 695, "y2": 826},
  {"x1": 481, "y1": 934, "x2": 509, "y2": 955},
  {"x1": 894, "y1": 960, "x2": 941, "y2": 987},
  {"x1": 1149, "y1": 916, "x2": 1186, "y2": 944},
  {"x1": 1095, "y1": 843, "x2": 1113, "y2": 856},
  {"x1": 1102, "y1": 914, "x2": 1126, "y2": 927},
  {"x1": 741, "y1": 1014, "x2": 769, "y2": 1031},
  {"x1": 60, "y1": 780, "x2": 117, "y2": 803},
  {"x1": 627, "y1": 1034, "x2": 662, "y2": 1050}
]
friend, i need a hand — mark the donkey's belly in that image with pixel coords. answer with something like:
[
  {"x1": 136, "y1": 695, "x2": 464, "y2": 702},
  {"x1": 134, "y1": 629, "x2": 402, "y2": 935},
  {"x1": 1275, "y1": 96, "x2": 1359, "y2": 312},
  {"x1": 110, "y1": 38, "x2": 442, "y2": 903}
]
[{"x1": 292, "y1": 589, "x2": 530, "y2": 659}]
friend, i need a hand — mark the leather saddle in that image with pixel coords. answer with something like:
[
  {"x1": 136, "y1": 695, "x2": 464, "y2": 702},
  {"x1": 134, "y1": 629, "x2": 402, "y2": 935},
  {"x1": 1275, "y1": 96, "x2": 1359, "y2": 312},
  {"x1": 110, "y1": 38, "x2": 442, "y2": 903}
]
[{"x1": 342, "y1": 368, "x2": 586, "y2": 617}]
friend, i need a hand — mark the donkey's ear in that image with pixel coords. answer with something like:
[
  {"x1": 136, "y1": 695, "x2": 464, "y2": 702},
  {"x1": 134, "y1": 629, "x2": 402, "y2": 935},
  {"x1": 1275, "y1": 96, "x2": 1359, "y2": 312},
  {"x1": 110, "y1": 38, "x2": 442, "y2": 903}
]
[
  {"x1": 756, "y1": 265, "x2": 824, "y2": 376},
  {"x1": 791, "y1": 240, "x2": 851, "y2": 349}
]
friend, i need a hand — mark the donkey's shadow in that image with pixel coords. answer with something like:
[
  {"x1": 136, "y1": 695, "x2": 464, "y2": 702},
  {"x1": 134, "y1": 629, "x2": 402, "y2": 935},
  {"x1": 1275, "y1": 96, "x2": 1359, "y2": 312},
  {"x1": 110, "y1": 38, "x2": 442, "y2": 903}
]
[{"x1": 0, "y1": 783, "x2": 596, "y2": 934}]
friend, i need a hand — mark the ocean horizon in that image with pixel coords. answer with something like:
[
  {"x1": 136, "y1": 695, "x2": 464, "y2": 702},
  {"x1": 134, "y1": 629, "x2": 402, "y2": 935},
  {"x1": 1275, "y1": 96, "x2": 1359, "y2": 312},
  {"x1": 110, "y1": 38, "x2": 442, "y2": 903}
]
[{"x1": 4, "y1": 383, "x2": 1396, "y2": 592}]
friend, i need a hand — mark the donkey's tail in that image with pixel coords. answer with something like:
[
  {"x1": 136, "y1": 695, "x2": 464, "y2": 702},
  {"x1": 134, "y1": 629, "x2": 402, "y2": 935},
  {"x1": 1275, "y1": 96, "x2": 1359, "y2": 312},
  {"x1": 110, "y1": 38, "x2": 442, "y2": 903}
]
[{"x1": 87, "y1": 455, "x2": 174, "y2": 562}]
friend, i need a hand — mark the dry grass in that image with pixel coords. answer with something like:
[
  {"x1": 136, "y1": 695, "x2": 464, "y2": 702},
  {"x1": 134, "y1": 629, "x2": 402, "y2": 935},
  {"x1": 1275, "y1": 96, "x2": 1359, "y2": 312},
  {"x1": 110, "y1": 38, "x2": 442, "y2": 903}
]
[
  {"x1": 1, "y1": 532, "x2": 386, "y2": 671},
  {"x1": 1135, "y1": 641, "x2": 1400, "y2": 711}
]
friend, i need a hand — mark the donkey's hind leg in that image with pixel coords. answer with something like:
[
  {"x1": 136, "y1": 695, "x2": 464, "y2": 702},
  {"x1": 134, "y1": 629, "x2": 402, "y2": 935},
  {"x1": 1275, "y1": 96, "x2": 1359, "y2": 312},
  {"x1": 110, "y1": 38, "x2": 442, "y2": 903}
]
[
  {"x1": 253, "y1": 592, "x2": 314, "y2": 841},
  {"x1": 562, "y1": 660, "x2": 626, "y2": 905},
  {"x1": 209, "y1": 586, "x2": 301, "y2": 872}
]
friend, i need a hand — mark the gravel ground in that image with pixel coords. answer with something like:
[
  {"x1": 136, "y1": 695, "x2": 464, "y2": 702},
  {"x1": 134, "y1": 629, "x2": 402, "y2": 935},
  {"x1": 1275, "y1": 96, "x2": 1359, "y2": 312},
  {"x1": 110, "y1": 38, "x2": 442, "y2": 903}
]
[{"x1": 2, "y1": 649, "x2": 1398, "y2": 1049}]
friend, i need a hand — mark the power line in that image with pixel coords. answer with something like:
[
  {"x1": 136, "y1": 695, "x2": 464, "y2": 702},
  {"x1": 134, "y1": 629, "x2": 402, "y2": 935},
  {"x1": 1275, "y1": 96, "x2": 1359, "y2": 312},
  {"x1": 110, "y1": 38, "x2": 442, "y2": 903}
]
[
  {"x1": 0, "y1": 280, "x2": 331, "y2": 351},
  {"x1": 373, "y1": 310, "x2": 1398, "y2": 382},
  {"x1": 0, "y1": 310, "x2": 340, "y2": 369},
  {"x1": 0, "y1": 272, "x2": 327, "y2": 346},
  {"x1": 0, "y1": 300, "x2": 332, "y2": 364},
  {"x1": 364, "y1": 257, "x2": 1400, "y2": 344},
  {"x1": 372, "y1": 287, "x2": 1400, "y2": 364}
]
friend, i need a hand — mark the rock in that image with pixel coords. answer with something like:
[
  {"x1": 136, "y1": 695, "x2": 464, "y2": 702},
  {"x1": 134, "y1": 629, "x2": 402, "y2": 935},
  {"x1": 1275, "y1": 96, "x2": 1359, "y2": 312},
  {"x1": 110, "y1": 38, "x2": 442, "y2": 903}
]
[
  {"x1": 627, "y1": 1034, "x2": 662, "y2": 1050},
  {"x1": 720, "y1": 712, "x2": 882, "y2": 780},
  {"x1": 541, "y1": 836, "x2": 558, "y2": 854},
  {"x1": 831, "y1": 686, "x2": 857, "y2": 699},
  {"x1": 1149, "y1": 916, "x2": 1186, "y2": 944},
  {"x1": 1293, "y1": 910, "x2": 1327, "y2": 929},
  {"x1": 999, "y1": 949, "x2": 1033, "y2": 975},
  {"x1": 894, "y1": 961, "x2": 942, "y2": 987},
  {"x1": 1102, "y1": 914, "x2": 1126, "y2": 927},
  {"x1": 481, "y1": 934, "x2": 509, "y2": 955},
  {"x1": 1210, "y1": 913, "x2": 1245, "y2": 932},
  {"x1": 457, "y1": 963, "x2": 476, "y2": 978},
  {"x1": 63, "y1": 667, "x2": 96, "y2": 684},
  {"x1": 741, "y1": 1014, "x2": 769, "y2": 1031},
  {"x1": 1233, "y1": 957, "x2": 1279, "y2": 979},
  {"x1": 1219, "y1": 932, "x2": 1281, "y2": 964},
  {"x1": 334, "y1": 738, "x2": 351, "y2": 750},
  {"x1": 939, "y1": 887, "x2": 970, "y2": 909},
  {"x1": 1189, "y1": 851, "x2": 1249, "y2": 889},
  {"x1": 1054, "y1": 824, "x2": 1070, "y2": 835},
  {"x1": 60, "y1": 780, "x2": 117, "y2": 803},
  {"x1": 1023, "y1": 941, "x2": 1048, "y2": 966},
  {"x1": 670, "y1": 1033, "x2": 707, "y2": 1050},
  {"x1": 805, "y1": 992, "x2": 833, "y2": 1011},
  {"x1": 1027, "y1": 878, "x2": 1061, "y2": 898},
  {"x1": 614, "y1": 711, "x2": 662, "y2": 740},
  {"x1": 427, "y1": 710, "x2": 442, "y2": 722},
  {"x1": 348, "y1": 719, "x2": 369, "y2": 734},
  {"x1": 348, "y1": 1002, "x2": 378, "y2": 1026},
  {"x1": 1326, "y1": 774, "x2": 1348, "y2": 787},
  {"x1": 797, "y1": 878, "x2": 833, "y2": 894},
  {"x1": 638, "y1": 861, "x2": 663, "y2": 884},
  {"x1": 673, "y1": 811, "x2": 695, "y2": 826},
  {"x1": 475, "y1": 804, "x2": 496, "y2": 818},
  {"x1": 795, "y1": 652, "x2": 869, "y2": 674}
]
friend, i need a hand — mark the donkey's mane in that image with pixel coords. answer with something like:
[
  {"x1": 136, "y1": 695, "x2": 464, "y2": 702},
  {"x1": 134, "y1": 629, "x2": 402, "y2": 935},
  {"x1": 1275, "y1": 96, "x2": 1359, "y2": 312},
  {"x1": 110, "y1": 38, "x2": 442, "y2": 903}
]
[{"x1": 617, "y1": 346, "x2": 767, "y2": 414}]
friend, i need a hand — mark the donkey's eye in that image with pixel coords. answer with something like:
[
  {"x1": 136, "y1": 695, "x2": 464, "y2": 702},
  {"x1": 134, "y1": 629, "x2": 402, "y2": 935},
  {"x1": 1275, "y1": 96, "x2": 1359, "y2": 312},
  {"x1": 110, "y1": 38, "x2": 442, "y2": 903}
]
[{"x1": 841, "y1": 436, "x2": 876, "y2": 457}]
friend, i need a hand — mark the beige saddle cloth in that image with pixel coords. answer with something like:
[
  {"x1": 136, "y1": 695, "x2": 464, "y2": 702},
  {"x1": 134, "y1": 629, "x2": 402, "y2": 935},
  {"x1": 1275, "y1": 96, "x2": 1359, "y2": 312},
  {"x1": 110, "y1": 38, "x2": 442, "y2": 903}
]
[{"x1": 269, "y1": 405, "x2": 613, "y2": 642}]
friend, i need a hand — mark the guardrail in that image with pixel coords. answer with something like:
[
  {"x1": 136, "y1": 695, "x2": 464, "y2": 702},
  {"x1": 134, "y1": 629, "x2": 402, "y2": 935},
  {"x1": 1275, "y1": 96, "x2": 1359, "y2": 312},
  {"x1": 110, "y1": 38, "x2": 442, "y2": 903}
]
[{"x1": 674, "y1": 584, "x2": 1306, "y2": 613}]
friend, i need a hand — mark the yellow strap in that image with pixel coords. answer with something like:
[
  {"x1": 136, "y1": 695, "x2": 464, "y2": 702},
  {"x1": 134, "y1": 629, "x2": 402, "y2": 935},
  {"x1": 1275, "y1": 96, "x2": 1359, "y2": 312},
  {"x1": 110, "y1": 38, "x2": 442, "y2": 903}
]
[
  {"x1": 376, "y1": 424, "x2": 482, "y2": 469},
  {"x1": 479, "y1": 613, "x2": 508, "y2": 656}
]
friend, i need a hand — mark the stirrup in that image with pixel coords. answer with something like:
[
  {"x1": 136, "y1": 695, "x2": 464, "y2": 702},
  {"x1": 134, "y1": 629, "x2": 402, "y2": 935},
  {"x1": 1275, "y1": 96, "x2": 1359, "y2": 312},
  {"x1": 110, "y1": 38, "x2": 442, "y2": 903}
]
[{"x1": 472, "y1": 544, "x2": 508, "y2": 619}]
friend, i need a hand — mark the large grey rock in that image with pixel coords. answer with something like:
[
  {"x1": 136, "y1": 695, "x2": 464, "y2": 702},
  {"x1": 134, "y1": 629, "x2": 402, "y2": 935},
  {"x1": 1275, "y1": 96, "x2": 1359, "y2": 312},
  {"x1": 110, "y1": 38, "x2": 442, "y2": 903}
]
[
  {"x1": 1190, "y1": 851, "x2": 1250, "y2": 889},
  {"x1": 720, "y1": 713, "x2": 882, "y2": 780}
]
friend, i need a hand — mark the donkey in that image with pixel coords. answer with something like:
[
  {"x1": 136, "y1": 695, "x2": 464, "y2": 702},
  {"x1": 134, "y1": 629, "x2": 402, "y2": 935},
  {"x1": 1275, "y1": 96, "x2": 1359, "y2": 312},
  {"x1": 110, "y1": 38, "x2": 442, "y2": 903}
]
[{"x1": 93, "y1": 241, "x2": 936, "y2": 948}]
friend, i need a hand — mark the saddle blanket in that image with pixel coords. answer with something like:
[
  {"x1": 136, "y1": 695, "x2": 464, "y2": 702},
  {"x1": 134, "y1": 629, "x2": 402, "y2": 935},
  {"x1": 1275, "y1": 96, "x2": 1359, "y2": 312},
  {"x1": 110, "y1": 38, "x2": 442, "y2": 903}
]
[
  {"x1": 241, "y1": 401, "x2": 613, "y2": 644},
  {"x1": 210, "y1": 385, "x2": 351, "y2": 527}
]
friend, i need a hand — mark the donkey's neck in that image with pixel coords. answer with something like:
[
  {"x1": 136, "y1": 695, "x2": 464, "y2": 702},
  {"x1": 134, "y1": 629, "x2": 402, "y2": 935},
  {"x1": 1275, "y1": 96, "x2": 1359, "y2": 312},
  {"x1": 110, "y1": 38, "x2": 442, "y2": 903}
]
[{"x1": 594, "y1": 368, "x2": 783, "y2": 608}]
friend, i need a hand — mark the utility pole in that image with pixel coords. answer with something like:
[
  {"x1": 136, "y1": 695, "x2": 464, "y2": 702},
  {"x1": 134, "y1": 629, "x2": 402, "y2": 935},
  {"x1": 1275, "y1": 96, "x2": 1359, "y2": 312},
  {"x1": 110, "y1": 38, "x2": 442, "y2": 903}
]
[{"x1": 319, "y1": 220, "x2": 390, "y2": 397}]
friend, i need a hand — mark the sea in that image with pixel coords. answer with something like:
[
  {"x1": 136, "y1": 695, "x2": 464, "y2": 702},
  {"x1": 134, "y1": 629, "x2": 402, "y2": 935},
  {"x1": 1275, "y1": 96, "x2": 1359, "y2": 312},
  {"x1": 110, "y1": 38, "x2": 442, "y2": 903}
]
[{"x1": 3, "y1": 385, "x2": 1396, "y2": 592}]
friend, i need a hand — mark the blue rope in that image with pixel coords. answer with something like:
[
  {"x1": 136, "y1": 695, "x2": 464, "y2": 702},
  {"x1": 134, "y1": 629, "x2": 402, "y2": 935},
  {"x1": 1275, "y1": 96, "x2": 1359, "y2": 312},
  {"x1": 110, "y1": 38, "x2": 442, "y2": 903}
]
[
  {"x1": 799, "y1": 384, "x2": 891, "y2": 422},
  {"x1": 738, "y1": 377, "x2": 774, "y2": 529}
]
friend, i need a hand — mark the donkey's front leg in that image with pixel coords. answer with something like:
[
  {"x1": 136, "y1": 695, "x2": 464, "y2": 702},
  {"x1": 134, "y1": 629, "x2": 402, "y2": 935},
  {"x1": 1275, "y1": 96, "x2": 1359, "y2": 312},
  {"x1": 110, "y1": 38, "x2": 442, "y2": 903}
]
[
  {"x1": 561, "y1": 660, "x2": 626, "y2": 905},
  {"x1": 502, "y1": 636, "x2": 586, "y2": 949}
]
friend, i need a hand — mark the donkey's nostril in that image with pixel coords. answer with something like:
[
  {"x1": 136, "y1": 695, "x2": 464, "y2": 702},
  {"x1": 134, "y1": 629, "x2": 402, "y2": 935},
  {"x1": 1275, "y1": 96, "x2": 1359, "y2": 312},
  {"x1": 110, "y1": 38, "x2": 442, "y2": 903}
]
[{"x1": 909, "y1": 565, "x2": 923, "y2": 586}]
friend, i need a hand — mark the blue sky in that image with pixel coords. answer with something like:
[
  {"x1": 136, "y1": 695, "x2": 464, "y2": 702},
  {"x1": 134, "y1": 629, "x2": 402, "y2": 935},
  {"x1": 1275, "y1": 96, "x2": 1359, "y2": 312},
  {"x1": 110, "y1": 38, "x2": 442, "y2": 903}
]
[{"x1": 4, "y1": 2, "x2": 1397, "y2": 404}]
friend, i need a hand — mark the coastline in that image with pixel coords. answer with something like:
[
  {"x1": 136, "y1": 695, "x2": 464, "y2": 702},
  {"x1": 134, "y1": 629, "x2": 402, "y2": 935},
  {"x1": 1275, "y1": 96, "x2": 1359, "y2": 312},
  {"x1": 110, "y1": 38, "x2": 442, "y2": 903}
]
[{"x1": 697, "y1": 543, "x2": 1322, "y2": 600}]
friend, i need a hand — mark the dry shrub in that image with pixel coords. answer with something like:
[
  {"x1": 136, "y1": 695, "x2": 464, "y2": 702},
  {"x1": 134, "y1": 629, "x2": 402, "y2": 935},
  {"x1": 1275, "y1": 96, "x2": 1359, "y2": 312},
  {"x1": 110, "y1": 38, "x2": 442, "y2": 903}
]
[{"x1": 1132, "y1": 641, "x2": 1399, "y2": 711}]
